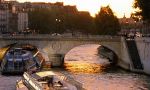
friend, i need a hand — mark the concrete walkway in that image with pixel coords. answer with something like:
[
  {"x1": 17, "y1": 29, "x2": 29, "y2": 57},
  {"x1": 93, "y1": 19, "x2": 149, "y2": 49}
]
[{"x1": 0, "y1": 74, "x2": 21, "y2": 90}]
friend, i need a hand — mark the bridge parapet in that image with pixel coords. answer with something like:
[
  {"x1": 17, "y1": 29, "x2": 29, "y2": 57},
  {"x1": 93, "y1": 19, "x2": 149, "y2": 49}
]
[
  {"x1": 0, "y1": 34, "x2": 122, "y2": 68},
  {"x1": 0, "y1": 34, "x2": 121, "y2": 41}
]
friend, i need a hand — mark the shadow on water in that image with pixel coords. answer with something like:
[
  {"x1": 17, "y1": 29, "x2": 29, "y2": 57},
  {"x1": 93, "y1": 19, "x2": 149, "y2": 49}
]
[
  {"x1": 97, "y1": 45, "x2": 118, "y2": 65},
  {"x1": 0, "y1": 72, "x2": 23, "y2": 76},
  {"x1": 0, "y1": 73, "x2": 23, "y2": 77},
  {"x1": 103, "y1": 65, "x2": 132, "y2": 74}
]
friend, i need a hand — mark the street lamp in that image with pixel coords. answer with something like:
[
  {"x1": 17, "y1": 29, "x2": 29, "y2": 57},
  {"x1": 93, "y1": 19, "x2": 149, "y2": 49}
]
[
  {"x1": 55, "y1": 18, "x2": 61, "y2": 33},
  {"x1": 56, "y1": 19, "x2": 61, "y2": 22}
]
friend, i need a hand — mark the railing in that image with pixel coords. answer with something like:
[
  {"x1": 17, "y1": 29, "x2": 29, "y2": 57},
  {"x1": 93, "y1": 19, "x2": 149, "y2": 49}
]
[
  {"x1": 0, "y1": 34, "x2": 121, "y2": 40},
  {"x1": 56, "y1": 74, "x2": 85, "y2": 90},
  {"x1": 23, "y1": 72, "x2": 43, "y2": 90}
]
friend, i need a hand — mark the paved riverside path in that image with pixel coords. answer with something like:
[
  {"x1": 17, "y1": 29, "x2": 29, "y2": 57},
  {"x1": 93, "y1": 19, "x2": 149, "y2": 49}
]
[{"x1": 0, "y1": 74, "x2": 21, "y2": 90}]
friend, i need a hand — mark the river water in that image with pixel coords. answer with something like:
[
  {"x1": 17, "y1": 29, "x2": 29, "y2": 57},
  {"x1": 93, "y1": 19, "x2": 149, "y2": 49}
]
[
  {"x1": 0, "y1": 44, "x2": 150, "y2": 90},
  {"x1": 60, "y1": 44, "x2": 150, "y2": 90}
]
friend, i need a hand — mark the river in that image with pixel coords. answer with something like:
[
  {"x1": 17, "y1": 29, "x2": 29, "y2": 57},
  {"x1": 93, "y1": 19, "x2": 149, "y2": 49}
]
[
  {"x1": 0, "y1": 44, "x2": 150, "y2": 90},
  {"x1": 61, "y1": 44, "x2": 150, "y2": 90}
]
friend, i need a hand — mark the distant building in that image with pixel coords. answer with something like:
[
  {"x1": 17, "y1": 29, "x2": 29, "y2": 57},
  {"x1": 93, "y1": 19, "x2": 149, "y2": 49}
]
[
  {"x1": 18, "y1": 12, "x2": 28, "y2": 31},
  {"x1": 0, "y1": 1, "x2": 29, "y2": 33},
  {"x1": 12, "y1": 3, "x2": 29, "y2": 13},
  {"x1": 30, "y1": 2, "x2": 52, "y2": 9},
  {"x1": 0, "y1": 3, "x2": 9, "y2": 33},
  {"x1": 119, "y1": 15, "x2": 143, "y2": 35},
  {"x1": 64, "y1": 5, "x2": 78, "y2": 14},
  {"x1": 8, "y1": 13, "x2": 18, "y2": 32}
]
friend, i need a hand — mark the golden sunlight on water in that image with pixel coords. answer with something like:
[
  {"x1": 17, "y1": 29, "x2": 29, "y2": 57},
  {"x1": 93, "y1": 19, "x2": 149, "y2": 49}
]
[
  {"x1": 64, "y1": 62, "x2": 106, "y2": 73},
  {"x1": 0, "y1": 44, "x2": 149, "y2": 90},
  {"x1": 64, "y1": 44, "x2": 110, "y2": 73},
  {"x1": 61, "y1": 44, "x2": 150, "y2": 90}
]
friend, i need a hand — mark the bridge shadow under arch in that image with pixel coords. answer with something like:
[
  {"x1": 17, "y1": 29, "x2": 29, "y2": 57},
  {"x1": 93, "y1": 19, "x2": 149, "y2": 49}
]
[{"x1": 97, "y1": 45, "x2": 118, "y2": 65}]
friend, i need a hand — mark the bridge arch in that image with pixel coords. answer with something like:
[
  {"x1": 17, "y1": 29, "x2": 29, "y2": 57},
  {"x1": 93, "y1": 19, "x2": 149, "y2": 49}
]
[
  {"x1": 64, "y1": 44, "x2": 100, "y2": 59},
  {"x1": 63, "y1": 44, "x2": 119, "y2": 73},
  {"x1": 53, "y1": 40, "x2": 120, "y2": 60},
  {"x1": 64, "y1": 44, "x2": 118, "y2": 65}
]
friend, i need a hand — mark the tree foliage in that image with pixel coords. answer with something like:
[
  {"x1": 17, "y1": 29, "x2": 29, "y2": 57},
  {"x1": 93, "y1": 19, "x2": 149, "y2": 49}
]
[
  {"x1": 28, "y1": 8, "x2": 65, "y2": 34},
  {"x1": 72, "y1": 12, "x2": 95, "y2": 34},
  {"x1": 95, "y1": 6, "x2": 121, "y2": 35},
  {"x1": 28, "y1": 5, "x2": 120, "y2": 35},
  {"x1": 28, "y1": 7, "x2": 94, "y2": 34},
  {"x1": 133, "y1": 0, "x2": 150, "y2": 22}
]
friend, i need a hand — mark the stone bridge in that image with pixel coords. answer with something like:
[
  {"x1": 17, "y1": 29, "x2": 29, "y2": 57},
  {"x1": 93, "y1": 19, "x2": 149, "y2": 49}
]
[{"x1": 0, "y1": 35, "x2": 127, "y2": 68}]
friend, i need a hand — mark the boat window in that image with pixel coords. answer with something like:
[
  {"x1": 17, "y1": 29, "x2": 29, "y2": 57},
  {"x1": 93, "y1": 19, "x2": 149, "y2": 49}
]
[
  {"x1": 14, "y1": 61, "x2": 23, "y2": 69},
  {"x1": 7, "y1": 61, "x2": 14, "y2": 69}
]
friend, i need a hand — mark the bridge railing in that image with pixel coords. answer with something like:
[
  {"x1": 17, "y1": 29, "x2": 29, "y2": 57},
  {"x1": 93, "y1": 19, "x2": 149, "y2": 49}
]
[{"x1": 0, "y1": 34, "x2": 120, "y2": 40}]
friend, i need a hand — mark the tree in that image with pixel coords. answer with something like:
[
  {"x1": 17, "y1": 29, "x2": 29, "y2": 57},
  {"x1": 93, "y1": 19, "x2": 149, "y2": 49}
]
[
  {"x1": 133, "y1": 0, "x2": 150, "y2": 22},
  {"x1": 28, "y1": 8, "x2": 65, "y2": 34},
  {"x1": 74, "y1": 11, "x2": 95, "y2": 34},
  {"x1": 28, "y1": 8, "x2": 54, "y2": 34},
  {"x1": 95, "y1": 6, "x2": 121, "y2": 35},
  {"x1": 63, "y1": 7, "x2": 95, "y2": 34},
  {"x1": 28, "y1": 4, "x2": 95, "y2": 34}
]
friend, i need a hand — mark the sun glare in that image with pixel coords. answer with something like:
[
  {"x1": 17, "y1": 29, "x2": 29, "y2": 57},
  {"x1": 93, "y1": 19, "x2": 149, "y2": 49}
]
[{"x1": 18, "y1": 0, "x2": 134, "y2": 18}]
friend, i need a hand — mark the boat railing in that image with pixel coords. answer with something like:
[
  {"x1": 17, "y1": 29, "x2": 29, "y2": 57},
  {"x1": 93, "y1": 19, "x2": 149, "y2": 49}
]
[
  {"x1": 23, "y1": 72, "x2": 85, "y2": 90},
  {"x1": 23, "y1": 72, "x2": 43, "y2": 90},
  {"x1": 56, "y1": 75, "x2": 84, "y2": 90}
]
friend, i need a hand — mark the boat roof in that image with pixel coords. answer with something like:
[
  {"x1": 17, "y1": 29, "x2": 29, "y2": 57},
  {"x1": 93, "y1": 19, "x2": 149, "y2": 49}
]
[
  {"x1": 14, "y1": 48, "x2": 22, "y2": 49},
  {"x1": 25, "y1": 71, "x2": 59, "y2": 81},
  {"x1": 36, "y1": 71, "x2": 56, "y2": 77}
]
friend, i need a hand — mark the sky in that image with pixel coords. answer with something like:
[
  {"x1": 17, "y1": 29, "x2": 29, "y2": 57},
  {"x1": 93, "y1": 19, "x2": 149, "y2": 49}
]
[{"x1": 17, "y1": 0, "x2": 134, "y2": 18}]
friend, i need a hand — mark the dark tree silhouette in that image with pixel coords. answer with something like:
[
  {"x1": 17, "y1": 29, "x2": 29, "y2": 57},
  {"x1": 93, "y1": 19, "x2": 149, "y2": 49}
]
[
  {"x1": 28, "y1": 6, "x2": 95, "y2": 34},
  {"x1": 133, "y1": 0, "x2": 150, "y2": 22},
  {"x1": 28, "y1": 8, "x2": 55, "y2": 34},
  {"x1": 95, "y1": 6, "x2": 121, "y2": 35},
  {"x1": 28, "y1": 3, "x2": 122, "y2": 35}
]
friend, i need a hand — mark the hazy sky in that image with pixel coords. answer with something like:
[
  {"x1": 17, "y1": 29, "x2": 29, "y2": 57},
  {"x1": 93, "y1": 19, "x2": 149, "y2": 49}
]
[{"x1": 18, "y1": 0, "x2": 134, "y2": 18}]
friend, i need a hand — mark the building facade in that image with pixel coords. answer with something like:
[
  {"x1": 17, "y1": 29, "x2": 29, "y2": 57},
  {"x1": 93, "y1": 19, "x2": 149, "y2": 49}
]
[
  {"x1": 0, "y1": 3, "x2": 9, "y2": 33},
  {"x1": 18, "y1": 12, "x2": 28, "y2": 31},
  {"x1": 119, "y1": 15, "x2": 143, "y2": 35},
  {"x1": 8, "y1": 13, "x2": 18, "y2": 32},
  {"x1": 0, "y1": 1, "x2": 29, "y2": 33}
]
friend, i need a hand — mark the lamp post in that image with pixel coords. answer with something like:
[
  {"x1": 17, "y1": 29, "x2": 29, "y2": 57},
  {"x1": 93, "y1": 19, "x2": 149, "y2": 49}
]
[{"x1": 55, "y1": 18, "x2": 61, "y2": 33}]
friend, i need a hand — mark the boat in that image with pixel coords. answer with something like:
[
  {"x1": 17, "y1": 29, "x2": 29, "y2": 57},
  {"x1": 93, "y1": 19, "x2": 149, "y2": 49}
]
[
  {"x1": 0, "y1": 48, "x2": 27, "y2": 74},
  {"x1": 0, "y1": 47, "x2": 43, "y2": 74},
  {"x1": 16, "y1": 71, "x2": 83, "y2": 90}
]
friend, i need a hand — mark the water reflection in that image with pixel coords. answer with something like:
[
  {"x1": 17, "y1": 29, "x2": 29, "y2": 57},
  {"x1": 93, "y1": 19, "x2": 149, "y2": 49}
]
[
  {"x1": 63, "y1": 70, "x2": 150, "y2": 90},
  {"x1": 65, "y1": 62, "x2": 105, "y2": 73},
  {"x1": 64, "y1": 44, "x2": 110, "y2": 73},
  {"x1": 63, "y1": 44, "x2": 150, "y2": 90}
]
